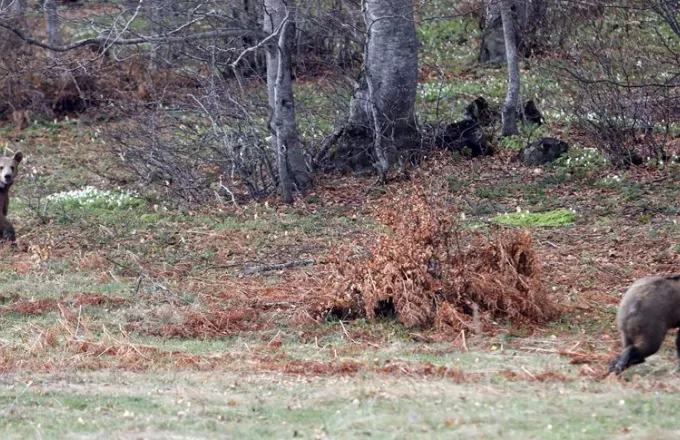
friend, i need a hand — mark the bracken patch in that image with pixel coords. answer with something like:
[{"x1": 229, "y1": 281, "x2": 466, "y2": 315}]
[{"x1": 310, "y1": 183, "x2": 558, "y2": 332}]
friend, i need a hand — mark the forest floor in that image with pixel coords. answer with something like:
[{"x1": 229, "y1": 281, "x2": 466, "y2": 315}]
[{"x1": 2, "y1": 118, "x2": 680, "y2": 439}]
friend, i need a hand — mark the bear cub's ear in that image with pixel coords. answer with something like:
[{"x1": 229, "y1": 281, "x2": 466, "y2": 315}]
[{"x1": 13, "y1": 151, "x2": 22, "y2": 164}]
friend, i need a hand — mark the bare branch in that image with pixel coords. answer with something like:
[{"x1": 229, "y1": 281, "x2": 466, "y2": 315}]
[
  {"x1": 0, "y1": 19, "x2": 267, "y2": 52},
  {"x1": 230, "y1": 9, "x2": 289, "y2": 69}
]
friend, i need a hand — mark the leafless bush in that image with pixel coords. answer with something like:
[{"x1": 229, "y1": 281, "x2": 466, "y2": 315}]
[
  {"x1": 555, "y1": 3, "x2": 680, "y2": 165},
  {"x1": 0, "y1": 0, "x2": 367, "y2": 202},
  {"x1": 107, "y1": 86, "x2": 276, "y2": 203}
]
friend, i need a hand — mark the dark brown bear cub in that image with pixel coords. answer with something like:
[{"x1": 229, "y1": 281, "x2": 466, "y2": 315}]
[
  {"x1": 0, "y1": 151, "x2": 23, "y2": 242},
  {"x1": 609, "y1": 275, "x2": 680, "y2": 375}
]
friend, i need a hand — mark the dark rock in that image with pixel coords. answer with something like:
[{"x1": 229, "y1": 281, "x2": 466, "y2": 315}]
[
  {"x1": 519, "y1": 137, "x2": 568, "y2": 165},
  {"x1": 436, "y1": 120, "x2": 493, "y2": 157}
]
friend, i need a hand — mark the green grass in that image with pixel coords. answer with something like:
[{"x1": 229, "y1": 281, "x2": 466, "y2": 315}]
[
  {"x1": 490, "y1": 209, "x2": 577, "y2": 227},
  {"x1": 7, "y1": 5, "x2": 680, "y2": 439},
  {"x1": 0, "y1": 271, "x2": 127, "y2": 299},
  {"x1": 2, "y1": 370, "x2": 680, "y2": 439}
]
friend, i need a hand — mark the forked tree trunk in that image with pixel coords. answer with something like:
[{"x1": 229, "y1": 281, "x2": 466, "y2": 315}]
[
  {"x1": 336, "y1": 0, "x2": 419, "y2": 179},
  {"x1": 264, "y1": 0, "x2": 312, "y2": 204},
  {"x1": 43, "y1": 0, "x2": 62, "y2": 46},
  {"x1": 500, "y1": 0, "x2": 520, "y2": 136}
]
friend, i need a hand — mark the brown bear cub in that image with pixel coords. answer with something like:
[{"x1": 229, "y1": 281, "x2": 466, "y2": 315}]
[
  {"x1": 609, "y1": 274, "x2": 680, "y2": 375},
  {"x1": 0, "y1": 151, "x2": 23, "y2": 242}
]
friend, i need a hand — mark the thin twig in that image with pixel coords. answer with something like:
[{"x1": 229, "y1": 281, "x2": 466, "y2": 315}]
[
  {"x1": 521, "y1": 366, "x2": 537, "y2": 380},
  {"x1": 8, "y1": 379, "x2": 33, "y2": 414},
  {"x1": 339, "y1": 320, "x2": 358, "y2": 344}
]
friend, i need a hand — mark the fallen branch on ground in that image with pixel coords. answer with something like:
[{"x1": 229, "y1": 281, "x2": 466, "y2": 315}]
[{"x1": 236, "y1": 259, "x2": 316, "y2": 276}]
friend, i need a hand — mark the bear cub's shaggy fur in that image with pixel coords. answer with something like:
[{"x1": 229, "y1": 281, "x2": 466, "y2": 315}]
[{"x1": 0, "y1": 151, "x2": 23, "y2": 242}]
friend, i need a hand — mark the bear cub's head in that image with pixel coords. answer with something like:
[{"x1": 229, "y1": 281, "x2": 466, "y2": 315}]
[{"x1": 0, "y1": 152, "x2": 23, "y2": 190}]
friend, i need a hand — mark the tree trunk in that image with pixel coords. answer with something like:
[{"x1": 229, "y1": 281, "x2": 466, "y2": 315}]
[
  {"x1": 149, "y1": 0, "x2": 162, "y2": 71},
  {"x1": 336, "y1": 0, "x2": 419, "y2": 177},
  {"x1": 479, "y1": 5, "x2": 504, "y2": 64},
  {"x1": 0, "y1": 0, "x2": 25, "y2": 56},
  {"x1": 264, "y1": 0, "x2": 312, "y2": 204},
  {"x1": 500, "y1": 0, "x2": 520, "y2": 136},
  {"x1": 43, "y1": 0, "x2": 62, "y2": 47},
  {"x1": 479, "y1": 0, "x2": 546, "y2": 63},
  {"x1": 9, "y1": 0, "x2": 23, "y2": 20}
]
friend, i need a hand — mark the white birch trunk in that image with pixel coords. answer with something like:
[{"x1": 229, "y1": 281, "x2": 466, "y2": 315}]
[
  {"x1": 264, "y1": 0, "x2": 311, "y2": 204},
  {"x1": 500, "y1": 0, "x2": 520, "y2": 136},
  {"x1": 341, "y1": 0, "x2": 419, "y2": 176}
]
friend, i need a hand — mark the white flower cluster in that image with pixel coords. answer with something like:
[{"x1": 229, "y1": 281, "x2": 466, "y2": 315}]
[
  {"x1": 561, "y1": 147, "x2": 608, "y2": 169},
  {"x1": 646, "y1": 155, "x2": 680, "y2": 167},
  {"x1": 45, "y1": 186, "x2": 141, "y2": 209},
  {"x1": 601, "y1": 174, "x2": 622, "y2": 185}
]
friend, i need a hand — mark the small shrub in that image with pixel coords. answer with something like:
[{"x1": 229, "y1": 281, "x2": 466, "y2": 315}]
[
  {"x1": 498, "y1": 125, "x2": 550, "y2": 151},
  {"x1": 447, "y1": 176, "x2": 464, "y2": 193}
]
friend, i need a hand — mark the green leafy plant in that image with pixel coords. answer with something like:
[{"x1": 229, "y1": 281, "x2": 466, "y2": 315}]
[
  {"x1": 490, "y1": 208, "x2": 576, "y2": 227},
  {"x1": 598, "y1": 174, "x2": 626, "y2": 187}
]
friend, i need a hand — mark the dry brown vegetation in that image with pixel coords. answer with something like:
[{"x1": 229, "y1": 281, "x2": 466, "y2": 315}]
[
  {"x1": 5, "y1": 2, "x2": 680, "y2": 437},
  {"x1": 315, "y1": 185, "x2": 557, "y2": 331}
]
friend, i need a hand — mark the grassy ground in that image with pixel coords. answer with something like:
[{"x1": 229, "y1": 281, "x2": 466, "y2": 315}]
[
  {"x1": 3, "y1": 4, "x2": 680, "y2": 439},
  {"x1": 2, "y1": 118, "x2": 680, "y2": 438},
  {"x1": 3, "y1": 367, "x2": 680, "y2": 439}
]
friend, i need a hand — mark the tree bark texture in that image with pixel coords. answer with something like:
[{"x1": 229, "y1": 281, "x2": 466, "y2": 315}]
[
  {"x1": 1, "y1": 0, "x2": 25, "y2": 54},
  {"x1": 335, "y1": 0, "x2": 420, "y2": 175},
  {"x1": 43, "y1": 0, "x2": 62, "y2": 47},
  {"x1": 149, "y1": 0, "x2": 162, "y2": 71},
  {"x1": 9, "y1": 0, "x2": 23, "y2": 19},
  {"x1": 479, "y1": 0, "x2": 546, "y2": 63},
  {"x1": 500, "y1": 0, "x2": 520, "y2": 136},
  {"x1": 264, "y1": 0, "x2": 312, "y2": 203}
]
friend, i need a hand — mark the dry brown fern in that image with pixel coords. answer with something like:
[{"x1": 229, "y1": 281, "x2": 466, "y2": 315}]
[{"x1": 314, "y1": 183, "x2": 558, "y2": 332}]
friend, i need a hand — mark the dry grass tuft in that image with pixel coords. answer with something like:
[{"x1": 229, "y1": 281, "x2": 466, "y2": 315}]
[{"x1": 151, "y1": 307, "x2": 262, "y2": 339}]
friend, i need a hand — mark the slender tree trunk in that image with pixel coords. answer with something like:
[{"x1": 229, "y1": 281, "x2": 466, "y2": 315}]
[
  {"x1": 149, "y1": 0, "x2": 162, "y2": 71},
  {"x1": 479, "y1": 0, "x2": 546, "y2": 63},
  {"x1": 43, "y1": 0, "x2": 62, "y2": 47},
  {"x1": 264, "y1": 0, "x2": 312, "y2": 204},
  {"x1": 337, "y1": 0, "x2": 419, "y2": 176},
  {"x1": 9, "y1": 0, "x2": 23, "y2": 20},
  {"x1": 500, "y1": 0, "x2": 520, "y2": 136}
]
